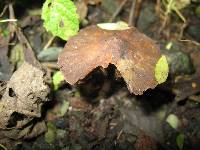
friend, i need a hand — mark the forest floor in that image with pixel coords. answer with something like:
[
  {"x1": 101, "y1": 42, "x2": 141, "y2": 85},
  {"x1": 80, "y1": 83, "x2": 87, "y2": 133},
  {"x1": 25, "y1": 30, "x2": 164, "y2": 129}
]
[{"x1": 0, "y1": 0, "x2": 200, "y2": 150}]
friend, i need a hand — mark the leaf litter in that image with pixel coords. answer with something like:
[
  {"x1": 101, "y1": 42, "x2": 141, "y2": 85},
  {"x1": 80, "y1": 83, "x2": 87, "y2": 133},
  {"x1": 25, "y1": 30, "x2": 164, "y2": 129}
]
[
  {"x1": 0, "y1": 62, "x2": 50, "y2": 147},
  {"x1": 1, "y1": 0, "x2": 200, "y2": 149}
]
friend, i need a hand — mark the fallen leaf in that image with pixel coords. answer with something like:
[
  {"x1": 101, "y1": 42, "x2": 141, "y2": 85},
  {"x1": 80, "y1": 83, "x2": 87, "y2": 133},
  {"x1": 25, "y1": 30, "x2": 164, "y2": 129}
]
[
  {"x1": 75, "y1": 0, "x2": 88, "y2": 21},
  {"x1": 176, "y1": 133, "x2": 185, "y2": 150},
  {"x1": 52, "y1": 71, "x2": 65, "y2": 90},
  {"x1": 166, "y1": 114, "x2": 180, "y2": 129},
  {"x1": 0, "y1": 62, "x2": 50, "y2": 142},
  {"x1": 58, "y1": 22, "x2": 168, "y2": 95},
  {"x1": 45, "y1": 122, "x2": 57, "y2": 145},
  {"x1": 0, "y1": 29, "x2": 13, "y2": 81}
]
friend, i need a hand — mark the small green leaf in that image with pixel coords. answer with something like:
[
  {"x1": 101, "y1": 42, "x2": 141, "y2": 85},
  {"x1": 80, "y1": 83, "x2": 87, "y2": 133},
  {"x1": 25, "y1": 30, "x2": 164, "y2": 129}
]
[
  {"x1": 59, "y1": 101, "x2": 69, "y2": 116},
  {"x1": 155, "y1": 55, "x2": 169, "y2": 84},
  {"x1": 166, "y1": 114, "x2": 180, "y2": 129},
  {"x1": 176, "y1": 133, "x2": 185, "y2": 150},
  {"x1": 165, "y1": 42, "x2": 173, "y2": 50},
  {"x1": 45, "y1": 122, "x2": 57, "y2": 145},
  {"x1": 53, "y1": 71, "x2": 65, "y2": 90},
  {"x1": 195, "y1": 5, "x2": 200, "y2": 17},
  {"x1": 42, "y1": 0, "x2": 79, "y2": 41}
]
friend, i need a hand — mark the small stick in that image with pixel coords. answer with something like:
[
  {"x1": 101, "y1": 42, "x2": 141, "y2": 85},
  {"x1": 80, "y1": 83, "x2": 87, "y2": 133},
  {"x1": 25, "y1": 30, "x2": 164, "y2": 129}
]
[
  {"x1": 178, "y1": 22, "x2": 187, "y2": 39},
  {"x1": 8, "y1": 3, "x2": 16, "y2": 39},
  {"x1": 16, "y1": 27, "x2": 41, "y2": 67},
  {"x1": 8, "y1": 4, "x2": 40, "y2": 67},
  {"x1": 0, "y1": 19, "x2": 17, "y2": 23},
  {"x1": 43, "y1": 36, "x2": 55, "y2": 50},
  {"x1": 0, "y1": 5, "x2": 8, "y2": 17},
  {"x1": 116, "y1": 129, "x2": 123, "y2": 140},
  {"x1": 155, "y1": 0, "x2": 161, "y2": 15},
  {"x1": 128, "y1": 0, "x2": 136, "y2": 26},
  {"x1": 189, "y1": 95, "x2": 200, "y2": 103},
  {"x1": 41, "y1": 62, "x2": 58, "y2": 70},
  {"x1": 109, "y1": 0, "x2": 128, "y2": 22},
  {"x1": 179, "y1": 39, "x2": 200, "y2": 47}
]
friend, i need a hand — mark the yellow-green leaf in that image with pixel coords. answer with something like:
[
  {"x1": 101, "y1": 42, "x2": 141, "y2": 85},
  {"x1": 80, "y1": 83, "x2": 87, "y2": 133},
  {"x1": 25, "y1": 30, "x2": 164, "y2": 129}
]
[
  {"x1": 45, "y1": 122, "x2": 57, "y2": 145},
  {"x1": 155, "y1": 55, "x2": 169, "y2": 84},
  {"x1": 53, "y1": 71, "x2": 65, "y2": 90},
  {"x1": 166, "y1": 114, "x2": 180, "y2": 129},
  {"x1": 176, "y1": 133, "x2": 185, "y2": 150},
  {"x1": 41, "y1": 0, "x2": 79, "y2": 41}
]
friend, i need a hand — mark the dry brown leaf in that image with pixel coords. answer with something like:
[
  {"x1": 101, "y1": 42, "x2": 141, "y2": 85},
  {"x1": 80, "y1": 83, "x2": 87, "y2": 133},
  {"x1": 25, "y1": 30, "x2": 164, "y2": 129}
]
[
  {"x1": 0, "y1": 62, "x2": 50, "y2": 149},
  {"x1": 75, "y1": 0, "x2": 88, "y2": 21},
  {"x1": 58, "y1": 25, "x2": 161, "y2": 95}
]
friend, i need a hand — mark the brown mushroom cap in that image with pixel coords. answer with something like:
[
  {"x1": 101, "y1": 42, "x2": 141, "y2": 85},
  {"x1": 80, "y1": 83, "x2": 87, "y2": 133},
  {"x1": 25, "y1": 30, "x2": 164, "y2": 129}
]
[{"x1": 58, "y1": 25, "x2": 161, "y2": 95}]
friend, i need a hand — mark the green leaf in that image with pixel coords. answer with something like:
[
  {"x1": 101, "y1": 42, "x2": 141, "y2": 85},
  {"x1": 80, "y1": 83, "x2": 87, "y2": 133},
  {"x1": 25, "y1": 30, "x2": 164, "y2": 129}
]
[
  {"x1": 59, "y1": 101, "x2": 69, "y2": 116},
  {"x1": 53, "y1": 71, "x2": 65, "y2": 90},
  {"x1": 176, "y1": 133, "x2": 185, "y2": 150},
  {"x1": 155, "y1": 55, "x2": 169, "y2": 84},
  {"x1": 166, "y1": 114, "x2": 180, "y2": 129},
  {"x1": 42, "y1": 0, "x2": 79, "y2": 41},
  {"x1": 195, "y1": 5, "x2": 200, "y2": 17},
  {"x1": 45, "y1": 122, "x2": 57, "y2": 145}
]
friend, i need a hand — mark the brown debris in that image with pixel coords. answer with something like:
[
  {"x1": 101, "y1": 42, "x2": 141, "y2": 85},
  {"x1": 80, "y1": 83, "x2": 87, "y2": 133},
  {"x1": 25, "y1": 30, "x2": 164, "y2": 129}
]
[
  {"x1": 0, "y1": 62, "x2": 50, "y2": 140},
  {"x1": 75, "y1": 0, "x2": 88, "y2": 21},
  {"x1": 0, "y1": 30, "x2": 13, "y2": 81},
  {"x1": 135, "y1": 134, "x2": 157, "y2": 150},
  {"x1": 84, "y1": 0, "x2": 102, "y2": 5},
  {"x1": 58, "y1": 25, "x2": 161, "y2": 95},
  {"x1": 15, "y1": 27, "x2": 41, "y2": 68},
  {"x1": 173, "y1": 75, "x2": 200, "y2": 101}
]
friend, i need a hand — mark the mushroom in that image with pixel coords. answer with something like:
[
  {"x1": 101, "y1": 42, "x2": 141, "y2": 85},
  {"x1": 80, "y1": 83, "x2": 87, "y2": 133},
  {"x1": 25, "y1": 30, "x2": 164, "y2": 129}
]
[{"x1": 58, "y1": 22, "x2": 168, "y2": 95}]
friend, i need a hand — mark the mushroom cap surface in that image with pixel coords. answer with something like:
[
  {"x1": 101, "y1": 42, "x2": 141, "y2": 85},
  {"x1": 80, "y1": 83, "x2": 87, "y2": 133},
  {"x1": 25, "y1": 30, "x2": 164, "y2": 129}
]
[{"x1": 58, "y1": 25, "x2": 162, "y2": 95}]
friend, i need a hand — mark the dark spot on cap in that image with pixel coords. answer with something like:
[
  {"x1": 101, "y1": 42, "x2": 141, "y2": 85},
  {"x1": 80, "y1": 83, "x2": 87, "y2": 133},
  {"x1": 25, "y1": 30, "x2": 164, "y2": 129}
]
[
  {"x1": 59, "y1": 20, "x2": 64, "y2": 28},
  {"x1": 48, "y1": 3, "x2": 52, "y2": 7}
]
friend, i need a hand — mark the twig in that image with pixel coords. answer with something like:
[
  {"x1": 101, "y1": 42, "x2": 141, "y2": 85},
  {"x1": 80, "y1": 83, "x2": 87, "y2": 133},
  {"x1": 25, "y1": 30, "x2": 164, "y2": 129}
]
[
  {"x1": 8, "y1": 3, "x2": 16, "y2": 39},
  {"x1": 178, "y1": 22, "x2": 187, "y2": 39},
  {"x1": 116, "y1": 129, "x2": 123, "y2": 140},
  {"x1": 41, "y1": 62, "x2": 58, "y2": 70},
  {"x1": 15, "y1": 27, "x2": 41, "y2": 67},
  {"x1": 135, "y1": 0, "x2": 142, "y2": 25},
  {"x1": 0, "y1": 19, "x2": 17, "y2": 23},
  {"x1": 128, "y1": 0, "x2": 136, "y2": 26},
  {"x1": 158, "y1": 13, "x2": 169, "y2": 35},
  {"x1": 189, "y1": 95, "x2": 200, "y2": 103},
  {"x1": 155, "y1": 0, "x2": 161, "y2": 15},
  {"x1": 0, "y1": 5, "x2": 8, "y2": 17},
  {"x1": 109, "y1": 0, "x2": 127, "y2": 22},
  {"x1": 8, "y1": 4, "x2": 41, "y2": 67},
  {"x1": 43, "y1": 36, "x2": 55, "y2": 50},
  {"x1": 179, "y1": 39, "x2": 200, "y2": 47},
  {"x1": 0, "y1": 144, "x2": 8, "y2": 150}
]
